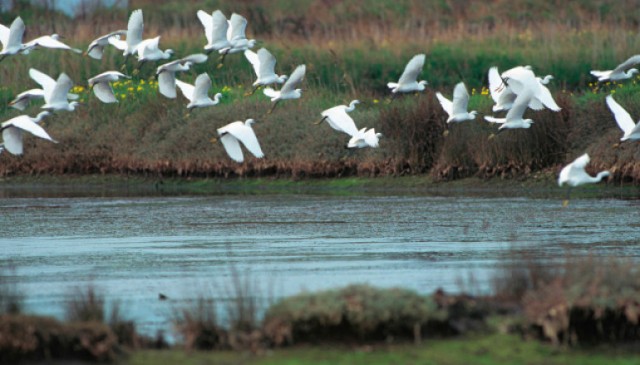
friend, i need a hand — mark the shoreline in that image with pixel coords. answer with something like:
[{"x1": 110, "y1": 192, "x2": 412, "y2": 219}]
[{"x1": 0, "y1": 172, "x2": 637, "y2": 200}]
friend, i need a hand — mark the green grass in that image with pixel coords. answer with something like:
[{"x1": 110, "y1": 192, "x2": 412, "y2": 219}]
[{"x1": 127, "y1": 334, "x2": 640, "y2": 365}]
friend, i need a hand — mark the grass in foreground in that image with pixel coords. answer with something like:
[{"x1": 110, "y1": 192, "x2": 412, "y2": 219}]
[{"x1": 127, "y1": 333, "x2": 640, "y2": 365}]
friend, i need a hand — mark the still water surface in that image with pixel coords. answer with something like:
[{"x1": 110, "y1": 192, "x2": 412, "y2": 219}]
[{"x1": 1, "y1": 190, "x2": 639, "y2": 337}]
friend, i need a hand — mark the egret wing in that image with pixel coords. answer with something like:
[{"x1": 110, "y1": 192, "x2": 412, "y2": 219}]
[
  {"x1": 258, "y1": 48, "x2": 277, "y2": 78},
  {"x1": 280, "y1": 65, "x2": 305, "y2": 94},
  {"x1": 398, "y1": 54, "x2": 425, "y2": 85},
  {"x1": 49, "y1": 73, "x2": 73, "y2": 104},
  {"x1": 435, "y1": 92, "x2": 453, "y2": 116},
  {"x1": 364, "y1": 129, "x2": 380, "y2": 148},
  {"x1": 182, "y1": 53, "x2": 208, "y2": 64},
  {"x1": 323, "y1": 108, "x2": 358, "y2": 136},
  {"x1": 210, "y1": 10, "x2": 229, "y2": 44},
  {"x1": 192, "y1": 73, "x2": 212, "y2": 102},
  {"x1": 108, "y1": 36, "x2": 127, "y2": 51},
  {"x1": 0, "y1": 23, "x2": 9, "y2": 48},
  {"x1": 29, "y1": 68, "x2": 56, "y2": 93},
  {"x1": 505, "y1": 90, "x2": 532, "y2": 121},
  {"x1": 158, "y1": 72, "x2": 177, "y2": 98},
  {"x1": 127, "y1": 9, "x2": 144, "y2": 49},
  {"x1": 452, "y1": 82, "x2": 470, "y2": 114},
  {"x1": 93, "y1": 82, "x2": 117, "y2": 103},
  {"x1": 229, "y1": 125, "x2": 264, "y2": 159},
  {"x1": 34, "y1": 36, "x2": 81, "y2": 53},
  {"x1": 219, "y1": 133, "x2": 244, "y2": 163},
  {"x1": 244, "y1": 49, "x2": 261, "y2": 76},
  {"x1": 488, "y1": 67, "x2": 504, "y2": 104},
  {"x1": 606, "y1": 95, "x2": 636, "y2": 135},
  {"x1": 228, "y1": 13, "x2": 248, "y2": 42},
  {"x1": 197, "y1": 10, "x2": 213, "y2": 45},
  {"x1": 535, "y1": 84, "x2": 561, "y2": 111},
  {"x1": 11, "y1": 116, "x2": 55, "y2": 142},
  {"x1": 175, "y1": 79, "x2": 195, "y2": 102},
  {"x1": 613, "y1": 54, "x2": 640, "y2": 73},
  {"x1": 7, "y1": 17, "x2": 25, "y2": 50},
  {"x1": 2, "y1": 127, "x2": 23, "y2": 155}
]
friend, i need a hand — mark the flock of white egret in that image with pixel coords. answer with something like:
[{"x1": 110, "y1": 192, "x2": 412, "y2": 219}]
[{"x1": 0, "y1": 8, "x2": 636, "y2": 197}]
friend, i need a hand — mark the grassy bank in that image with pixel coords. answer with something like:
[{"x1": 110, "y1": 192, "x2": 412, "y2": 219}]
[
  {"x1": 1, "y1": 2, "x2": 639, "y2": 183},
  {"x1": 127, "y1": 334, "x2": 640, "y2": 365}
]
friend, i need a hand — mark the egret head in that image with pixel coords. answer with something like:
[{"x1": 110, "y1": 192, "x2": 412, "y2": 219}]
[
  {"x1": 245, "y1": 118, "x2": 256, "y2": 126},
  {"x1": 629, "y1": 68, "x2": 639, "y2": 77},
  {"x1": 278, "y1": 74, "x2": 288, "y2": 83},
  {"x1": 165, "y1": 49, "x2": 175, "y2": 58},
  {"x1": 247, "y1": 39, "x2": 257, "y2": 49}
]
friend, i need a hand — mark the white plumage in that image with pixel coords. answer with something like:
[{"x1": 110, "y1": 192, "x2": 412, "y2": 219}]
[
  {"x1": 221, "y1": 13, "x2": 256, "y2": 54},
  {"x1": 484, "y1": 91, "x2": 534, "y2": 130},
  {"x1": 245, "y1": 48, "x2": 287, "y2": 87},
  {"x1": 29, "y1": 69, "x2": 79, "y2": 112},
  {"x1": 136, "y1": 36, "x2": 173, "y2": 63},
  {"x1": 319, "y1": 100, "x2": 360, "y2": 136},
  {"x1": 175, "y1": 73, "x2": 222, "y2": 109},
  {"x1": 217, "y1": 119, "x2": 264, "y2": 163},
  {"x1": 88, "y1": 71, "x2": 130, "y2": 104},
  {"x1": 0, "y1": 16, "x2": 25, "y2": 60},
  {"x1": 85, "y1": 30, "x2": 127, "y2": 59},
  {"x1": 263, "y1": 64, "x2": 305, "y2": 102},
  {"x1": 558, "y1": 153, "x2": 610, "y2": 187},
  {"x1": 387, "y1": 54, "x2": 427, "y2": 93},
  {"x1": 347, "y1": 128, "x2": 382, "y2": 149},
  {"x1": 435, "y1": 82, "x2": 477, "y2": 123},
  {"x1": 156, "y1": 54, "x2": 208, "y2": 98},
  {"x1": 0, "y1": 111, "x2": 56, "y2": 155},
  {"x1": 501, "y1": 66, "x2": 561, "y2": 112},
  {"x1": 197, "y1": 10, "x2": 231, "y2": 53},
  {"x1": 109, "y1": 9, "x2": 144, "y2": 57},
  {"x1": 605, "y1": 95, "x2": 640, "y2": 142},
  {"x1": 22, "y1": 34, "x2": 82, "y2": 54},
  {"x1": 591, "y1": 55, "x2": 640, "y2": 82}
]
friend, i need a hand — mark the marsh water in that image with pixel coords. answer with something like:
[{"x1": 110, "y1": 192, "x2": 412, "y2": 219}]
[{"x1": 2, "y1": 183, "x2": 640, "y2": 339}]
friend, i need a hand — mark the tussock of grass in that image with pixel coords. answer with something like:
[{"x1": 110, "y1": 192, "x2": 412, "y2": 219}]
[
  {"x1": 0, "y1": 314, "x2": 118, "y2": 363},
  {"x1": 263, "y1": 284, "x2": 442, "y2": 345}
]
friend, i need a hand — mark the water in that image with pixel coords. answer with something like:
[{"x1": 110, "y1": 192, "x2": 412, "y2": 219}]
[{"x1": 1, "y1": 188, "x2": 639, "y2": 339}]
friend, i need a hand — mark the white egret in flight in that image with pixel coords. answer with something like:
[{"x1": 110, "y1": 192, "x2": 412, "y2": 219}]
[
  {"x1": 263, "y1": 64, "x2": 305, "y2": 114},
  {"x1": 605, "y1": 95, "x2": 640, "y2": 142},
  {"x1": 558, "y1": 153, "x2": 610, "y2": 206},
  {"x1": 156, "y1": 54, "x2": 208, "y2": 98},
  {"x1": 216, "y1": 119, "x2": 264, "y2": 163},
  {"x1": 436, "y1": 82, "x2": 478, "y2": 123},
  {"x1": 591, "y1": 55, "x2": 640, "y2": 82},
  {"x1": 387, "y1": 54, "x2": 427, "y2": 94},
  {"x1": 88, "y1": 71, "x2": 131, "y2": 104},
  {"x1": 0, "y1": 112, "x2": 56, "y2": 155},
  {"x1": 244, "y1": 48, "x2": 287, "y2": 95},
  {"x1": 175, "y1": 73, "x2": 222, "y2": 109}
]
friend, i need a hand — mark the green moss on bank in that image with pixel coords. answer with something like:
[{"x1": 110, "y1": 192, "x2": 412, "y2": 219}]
[{"x1": 127, "y1": 334, "x2": 640, "y2": 365}]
